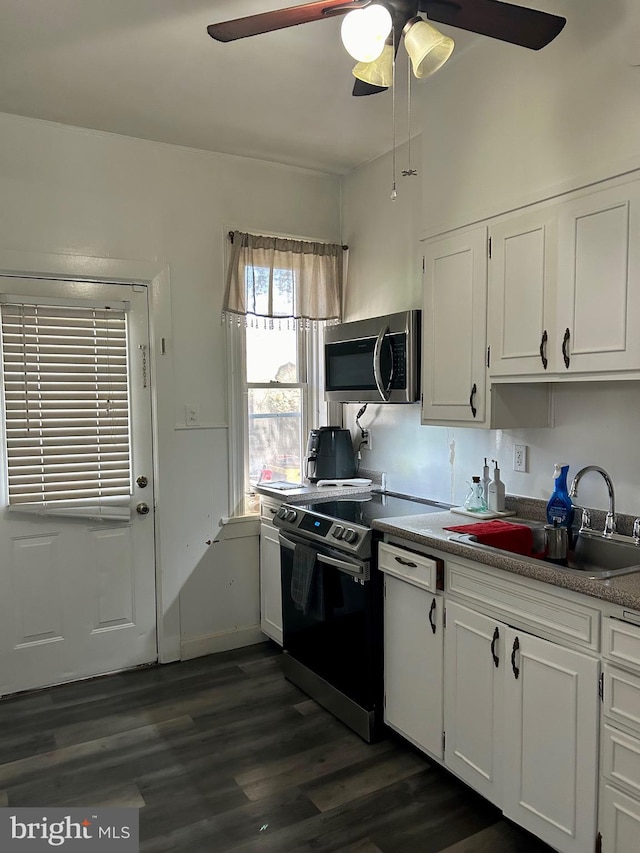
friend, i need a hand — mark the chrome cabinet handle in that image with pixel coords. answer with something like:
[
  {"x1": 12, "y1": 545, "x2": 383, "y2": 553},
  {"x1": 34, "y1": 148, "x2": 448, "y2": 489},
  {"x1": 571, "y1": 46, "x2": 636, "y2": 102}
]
[
  {"x1": 136, "y1": 502, "x2": 150, "y2": 515},
  {"x1": 428, "y1": 598, "x2": 437, "y2": 635},
  {"x1": 469, "y1": 383, "x2": 477, "y2": 418},
  {"x1": 491, "y1": 626, "x2": 500, "y2": 668},
  {"x1": 562, "y1": 328, "x2": 571, "y2": 369},
  {"x1": 511, "y1": 636, "x2": 520, "y2": 679},
  {"x1": 539, "y1": 330, "x2": 548, "y2": 370}
]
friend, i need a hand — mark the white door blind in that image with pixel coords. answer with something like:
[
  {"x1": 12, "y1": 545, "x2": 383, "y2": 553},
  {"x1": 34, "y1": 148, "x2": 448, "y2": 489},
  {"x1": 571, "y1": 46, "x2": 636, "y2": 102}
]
[{"x1": 1, "y1": 301, "x2": 132, "y2": 517}]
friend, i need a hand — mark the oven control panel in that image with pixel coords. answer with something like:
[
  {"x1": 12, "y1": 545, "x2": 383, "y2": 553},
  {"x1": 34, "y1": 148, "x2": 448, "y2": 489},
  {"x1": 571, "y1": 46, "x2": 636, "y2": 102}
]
[{"x1": 274, "y1": 505, "x2": 368, "y2": 557}]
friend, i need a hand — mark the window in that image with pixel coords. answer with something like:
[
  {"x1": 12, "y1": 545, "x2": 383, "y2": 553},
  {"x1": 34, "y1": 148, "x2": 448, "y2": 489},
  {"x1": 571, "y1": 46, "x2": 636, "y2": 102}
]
[
  {"x1": 226, "y1": 317, "x2": 331, "y2": 515},
  {"x1": 0, "y1": 297, "x2": 132, "y2": 518},
  {"x1": 223, "y1": 230, "x2": 344, "y2": 516}
]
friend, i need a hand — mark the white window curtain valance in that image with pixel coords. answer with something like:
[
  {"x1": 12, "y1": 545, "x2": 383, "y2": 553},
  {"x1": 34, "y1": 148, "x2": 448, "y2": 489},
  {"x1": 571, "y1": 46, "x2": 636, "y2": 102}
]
[{"x1": 223, "y1": 231, "x2": 344, "y2": 327}]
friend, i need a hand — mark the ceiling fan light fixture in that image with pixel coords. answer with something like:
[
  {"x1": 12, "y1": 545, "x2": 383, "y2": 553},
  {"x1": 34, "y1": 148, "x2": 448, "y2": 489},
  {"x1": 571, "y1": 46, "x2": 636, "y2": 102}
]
[
  {"x1": 403, "y1": 16, "x2": 454, "y2": 79},
  {"x1": 341, "y1": 4, "x2": 392, "y2": 63},
  {"x1": 352, "y1": 42, "x2": 394, "y2": 87}
]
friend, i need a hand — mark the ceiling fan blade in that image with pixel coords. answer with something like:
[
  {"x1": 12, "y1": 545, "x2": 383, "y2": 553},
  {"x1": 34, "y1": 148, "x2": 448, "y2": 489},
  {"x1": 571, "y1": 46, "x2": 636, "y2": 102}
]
[
  {"x1": 207, "y1": 0, "x2": 369, "y2": 42},
  {"x1": 352, "y1": 78, "x2": 388, "y2": 96},
  {"x1": 420, "y1": 0, "x2": 566, "y2": 50}
]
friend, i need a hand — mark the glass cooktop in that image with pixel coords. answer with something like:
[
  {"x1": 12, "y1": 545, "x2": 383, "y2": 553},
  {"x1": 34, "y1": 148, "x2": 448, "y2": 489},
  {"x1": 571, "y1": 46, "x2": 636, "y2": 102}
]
[{"x1": 296, "y1": 492, "x2": 450, "y2": 529}]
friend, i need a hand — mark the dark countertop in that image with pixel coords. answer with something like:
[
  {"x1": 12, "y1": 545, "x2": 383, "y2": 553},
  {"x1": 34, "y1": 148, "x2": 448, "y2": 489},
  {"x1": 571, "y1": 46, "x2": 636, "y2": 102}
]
[{"x1": 373, "y1": 510, "x2": 640, "y2": 612}]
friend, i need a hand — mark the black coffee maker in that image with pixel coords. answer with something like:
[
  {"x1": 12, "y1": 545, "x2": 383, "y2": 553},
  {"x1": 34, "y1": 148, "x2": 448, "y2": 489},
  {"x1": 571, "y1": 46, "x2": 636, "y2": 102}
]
[{"x1": 305, "y1": 427, "x2": 356, "y2": 483}]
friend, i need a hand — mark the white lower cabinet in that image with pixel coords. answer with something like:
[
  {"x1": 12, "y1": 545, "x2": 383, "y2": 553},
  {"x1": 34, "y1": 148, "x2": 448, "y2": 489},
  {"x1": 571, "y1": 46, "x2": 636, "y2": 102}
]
[
  {"x1": 259, "y1": 498, "x2": 283, "y2": 645},
  {"x1": 383, "y1": 576, "x2": 444, "y2": 759},
  {"x1": 444, "y1": 602, "x2": 504, "y2": 805},
  {"x1": 501, "y1": 626, "x2": 599, "y2": 853},
  {"x1": 444, "y1": 600, "x2": 599, "y2": 853},
  {"x1": 600, "y1": 784, "x2": 640, "y2": 853},
  {"x1": 599, "y1": 617, "x2": 640, "y2": 853},
  {"x1": 380, "y1": 542, "x2": 444, "y2": 759},
  {"x1": 382, "y1": 540, "x2": 603, "y2": 853}
]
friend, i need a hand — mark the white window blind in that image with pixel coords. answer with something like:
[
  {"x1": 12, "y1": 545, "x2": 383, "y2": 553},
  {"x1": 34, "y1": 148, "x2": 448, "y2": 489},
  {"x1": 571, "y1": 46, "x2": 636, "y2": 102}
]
[{"x1": 0, "y1": 300, "x2": 132, "y2": 519}]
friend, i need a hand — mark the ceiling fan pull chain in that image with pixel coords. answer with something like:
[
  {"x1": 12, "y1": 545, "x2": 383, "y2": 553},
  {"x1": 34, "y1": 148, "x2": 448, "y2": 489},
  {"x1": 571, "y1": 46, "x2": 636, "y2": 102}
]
[
  {"x1": 402, "y1": 55, "x2": 417, "y2": 178},
  {"x1": 390, "y1": 25, "x2": 397, "y2": 201}
]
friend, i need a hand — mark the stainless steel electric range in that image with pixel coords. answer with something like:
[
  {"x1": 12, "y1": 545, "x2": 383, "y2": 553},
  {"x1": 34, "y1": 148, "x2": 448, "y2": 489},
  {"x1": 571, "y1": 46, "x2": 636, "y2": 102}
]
[{"x1": 273, "y1": 491, "x2": 449, "y2": 742}]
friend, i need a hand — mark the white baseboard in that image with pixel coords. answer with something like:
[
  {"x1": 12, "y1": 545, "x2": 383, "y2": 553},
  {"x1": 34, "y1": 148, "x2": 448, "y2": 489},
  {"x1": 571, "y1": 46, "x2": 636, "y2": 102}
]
[{"x1": 180, "y1": 624, "x2": 264, "y2": 660}]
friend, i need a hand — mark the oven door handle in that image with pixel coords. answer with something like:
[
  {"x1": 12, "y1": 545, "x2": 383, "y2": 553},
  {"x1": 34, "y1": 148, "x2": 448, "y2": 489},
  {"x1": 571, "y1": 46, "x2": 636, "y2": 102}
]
[
  {"x1": 316, "y1": 552, "x2": 367, "y2": 579},
  {"x1": 279, "y1": 532, "x2": 368, "y2": 580}
]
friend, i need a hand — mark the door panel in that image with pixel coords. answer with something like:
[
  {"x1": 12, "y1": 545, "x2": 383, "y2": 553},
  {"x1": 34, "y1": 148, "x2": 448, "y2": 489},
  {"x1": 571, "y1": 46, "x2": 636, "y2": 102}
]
[
  {"x1": 444, "y1": 601, "x2": 503, "y2": 805},
  {"x1": 503, "y1": 628, "x2": 599, "y2": 853},
  {"x1": 0, "y1": 277, "x2": 157, "y2": 695},
  {"x1": 422, "y1": 227, "x2": 487, "y2": 423}
]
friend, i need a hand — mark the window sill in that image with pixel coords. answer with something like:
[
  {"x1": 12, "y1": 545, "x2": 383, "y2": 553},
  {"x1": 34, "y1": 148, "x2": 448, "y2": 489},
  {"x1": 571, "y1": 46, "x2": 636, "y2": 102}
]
[{"x1": 217, "y1": 514, "x2": 261, "y2": 540}]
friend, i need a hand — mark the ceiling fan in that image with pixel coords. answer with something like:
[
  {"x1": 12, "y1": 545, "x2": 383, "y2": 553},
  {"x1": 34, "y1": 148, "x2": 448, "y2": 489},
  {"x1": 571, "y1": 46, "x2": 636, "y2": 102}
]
[{"x1": 207, "y1": 0, "x2": 567, "y2": 96}]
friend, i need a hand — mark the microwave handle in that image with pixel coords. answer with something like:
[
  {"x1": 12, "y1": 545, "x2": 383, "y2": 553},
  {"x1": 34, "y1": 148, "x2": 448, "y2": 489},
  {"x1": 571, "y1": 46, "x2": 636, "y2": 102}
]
[{"x1": 373, "y1": 326, "x2": 393, "y2": 401}]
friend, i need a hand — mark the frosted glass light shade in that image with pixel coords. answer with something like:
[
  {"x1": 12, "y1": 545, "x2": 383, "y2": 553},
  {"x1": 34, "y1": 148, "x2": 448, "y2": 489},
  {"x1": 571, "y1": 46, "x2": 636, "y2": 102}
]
[
  {"x1": 341, "y1": 5, "x2": 392, "y2": 63},
  {"x1": 404, "y1": 18, "x2": 454, "y2": 78},
  {"x1": 352, "y1": 43, "x2": 394, "y2": 87}
]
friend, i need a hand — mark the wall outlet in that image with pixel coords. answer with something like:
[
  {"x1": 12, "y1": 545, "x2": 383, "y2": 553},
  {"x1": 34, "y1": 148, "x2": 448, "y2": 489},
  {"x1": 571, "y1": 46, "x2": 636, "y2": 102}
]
[
  {"x1": 361, "y1": 429, "x2": 371, "y2": 451},
  {"x1": 514, "y1": 444, "x2": 528, "y2": 473},
  {"x1": 185, "y1": 405, "x2": 200, "y2": 426}
]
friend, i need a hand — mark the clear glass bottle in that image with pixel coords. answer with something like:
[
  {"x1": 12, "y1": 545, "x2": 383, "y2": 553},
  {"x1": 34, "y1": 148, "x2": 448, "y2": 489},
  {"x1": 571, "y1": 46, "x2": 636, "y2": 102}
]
[{"x1": 464, "y1": 476, "x2": 488, "y2": 512}]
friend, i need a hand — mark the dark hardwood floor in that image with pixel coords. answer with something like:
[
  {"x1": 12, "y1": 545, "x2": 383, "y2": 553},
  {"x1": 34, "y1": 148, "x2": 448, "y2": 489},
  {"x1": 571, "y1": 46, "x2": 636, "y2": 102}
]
[{"x1": 0, "y1": 643, "x2": 555, "y2": 852}]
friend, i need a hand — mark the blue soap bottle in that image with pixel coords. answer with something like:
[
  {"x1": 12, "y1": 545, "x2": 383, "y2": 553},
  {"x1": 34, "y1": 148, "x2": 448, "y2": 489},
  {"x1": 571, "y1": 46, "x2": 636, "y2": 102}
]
[{"x1": 546, "y1": 463, "x2": 574, "y2": 528}]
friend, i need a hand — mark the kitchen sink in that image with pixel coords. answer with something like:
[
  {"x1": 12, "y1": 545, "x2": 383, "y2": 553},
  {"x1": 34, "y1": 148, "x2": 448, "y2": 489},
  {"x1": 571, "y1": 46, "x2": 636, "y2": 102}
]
[{"x1": 448, "y1": 520, "x2": 640, "y2": 579}]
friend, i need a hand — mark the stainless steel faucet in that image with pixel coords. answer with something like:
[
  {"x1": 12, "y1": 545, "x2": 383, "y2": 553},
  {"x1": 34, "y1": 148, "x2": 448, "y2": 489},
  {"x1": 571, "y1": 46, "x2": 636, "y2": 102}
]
[{"x1": 569, "y1": 465, "x2": 616, "y2": 537}]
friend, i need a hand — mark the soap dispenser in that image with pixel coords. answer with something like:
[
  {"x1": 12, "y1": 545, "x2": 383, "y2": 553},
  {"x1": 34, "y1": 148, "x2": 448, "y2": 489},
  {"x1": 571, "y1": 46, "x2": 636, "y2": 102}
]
[
  {"x1": 481, "y1": 457, "x2": 491, "y2": 506},
  {"x1": 487, "y1": 459, "x2": 505, "y2": 512}
]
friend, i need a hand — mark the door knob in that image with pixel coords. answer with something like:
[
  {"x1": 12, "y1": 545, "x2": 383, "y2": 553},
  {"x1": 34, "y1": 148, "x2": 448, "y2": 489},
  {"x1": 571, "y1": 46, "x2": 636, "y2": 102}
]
[
  {"x1": 136, "y1": 475, "x2": 148, "y2": 488},
  {"x1": 136, "y1": 502, "x2": 150, "y2": 515}
]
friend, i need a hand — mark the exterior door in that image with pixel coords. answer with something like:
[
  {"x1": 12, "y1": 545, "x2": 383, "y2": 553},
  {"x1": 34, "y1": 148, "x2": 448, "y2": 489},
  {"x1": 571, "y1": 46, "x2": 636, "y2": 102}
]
[{"x1": 0, "y1": 277, "x2": 157, "y2": 695}]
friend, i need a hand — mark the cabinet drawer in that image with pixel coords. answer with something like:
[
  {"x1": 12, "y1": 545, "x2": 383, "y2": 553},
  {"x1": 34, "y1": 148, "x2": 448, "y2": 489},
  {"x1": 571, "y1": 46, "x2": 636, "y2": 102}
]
[
  {"x1": 260, "y1": 498, "x2": 282, "y2": 524},
  {"x1": 447, "y1": 559, "x2": 600, "y2": 649},
  {"x1": 602, "y1": 723, "x2": 640, "y2": 799},
  {"x1": 378, "y1": 542, "x2": 443, "y2": 592},
  {"x1": 604, "y1": 663, "x2": 640, "y2": 734},
  {"x1": 603, "y1": 617, "x2": 640, "y2": 673}
]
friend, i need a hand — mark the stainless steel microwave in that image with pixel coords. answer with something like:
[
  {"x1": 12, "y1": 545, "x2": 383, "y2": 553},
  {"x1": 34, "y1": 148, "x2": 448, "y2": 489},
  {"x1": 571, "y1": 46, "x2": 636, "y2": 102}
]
[{"x1": 324, "y1": 310, "x2": 420, "y2": 403}]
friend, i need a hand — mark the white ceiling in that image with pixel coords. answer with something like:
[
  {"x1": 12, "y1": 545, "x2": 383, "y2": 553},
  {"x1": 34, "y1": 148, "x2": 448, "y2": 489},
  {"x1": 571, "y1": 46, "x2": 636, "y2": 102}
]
[{"x1": 0, "y1": 0, "x2": 480, "y2": 175}]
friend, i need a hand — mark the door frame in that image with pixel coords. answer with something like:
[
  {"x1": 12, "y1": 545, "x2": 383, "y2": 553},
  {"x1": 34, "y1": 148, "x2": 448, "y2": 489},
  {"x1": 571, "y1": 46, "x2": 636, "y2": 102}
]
[{"x1": 0, "y1": 247, "x2": 179, "y2": 663}]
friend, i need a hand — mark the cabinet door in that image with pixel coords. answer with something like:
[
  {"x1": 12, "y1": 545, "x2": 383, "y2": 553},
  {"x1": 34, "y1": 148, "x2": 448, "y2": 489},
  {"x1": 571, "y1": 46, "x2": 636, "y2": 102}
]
[
  {"x1": 502, "y1": 628, "x2": 599, "y2": 853},
  {"x1": 488, "y1": 207, "x2": 557, "y2": 377},
  {"x1": 384, "y1": 577, "x2": 443, "y2": 759},
  {"x1": 600, "y1": 783, "x2": 640, "y2": 853},
  {"x1": 259, "y1": 521, "x2": 283, "y2": 645},
  {"x1": 444, "y1": 601, "x2": 504, "y2": 805},
  {"x1": 421, "y1": 227, "x2": 488, "y2": 424},
  {"x1": 557, "y1": 181, "x2": 640, "y2": 374}
]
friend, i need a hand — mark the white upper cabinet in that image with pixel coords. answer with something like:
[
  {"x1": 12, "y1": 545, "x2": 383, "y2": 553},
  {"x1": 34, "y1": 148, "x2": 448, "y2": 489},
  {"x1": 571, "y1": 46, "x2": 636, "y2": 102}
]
[
  {"x1": 421, "y1": 226, "x2": 489, "y2": 424},
  {"x1": 421, "y1": 226, "x2": 550, "y2": 428},
  {"x1": 556, "y1": 181, "x2": 640, "y2": 375},
  {"x1": 488, "y1": 206, "x2": 558, "y2": 377},
  {"x1": 489, "y1": 176, "x2": 640, "y2": 380}
]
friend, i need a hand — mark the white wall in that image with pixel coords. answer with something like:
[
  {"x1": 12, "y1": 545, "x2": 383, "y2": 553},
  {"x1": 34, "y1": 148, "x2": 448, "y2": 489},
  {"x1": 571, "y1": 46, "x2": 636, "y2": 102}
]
[
  {"x1": 342, "y1": 0, "x2": 640, "y2": 518},
  {"x1": 0, "y1": 112, "x2": 341, "y2": 658}
]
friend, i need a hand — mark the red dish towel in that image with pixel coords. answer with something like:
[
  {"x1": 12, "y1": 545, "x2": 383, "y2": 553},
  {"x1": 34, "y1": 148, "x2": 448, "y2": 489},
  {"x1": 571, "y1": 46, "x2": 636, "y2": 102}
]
[{"x1": 444, "y1": 520, "x2": 534, "y2": 557}]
